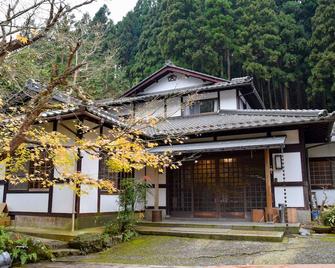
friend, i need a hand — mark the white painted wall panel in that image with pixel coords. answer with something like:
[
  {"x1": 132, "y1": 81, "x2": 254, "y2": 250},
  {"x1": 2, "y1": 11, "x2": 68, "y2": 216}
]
[
  {"x1": 52, "y1": 184, "x2": 74, "y2": 213},
  {"x1": 146, "y1": 188, "x2": 166, "y2": 207},
  {"x1": 220, "y1": 89, "x2": 237, "y2": 110},
  {"x1": 81, "y1": 151, "x2": 99, "y2": 180},
  {"x1": 166, "y1": 97, "x2": 181, "y2": 117},
  {"x1": 100, "y1": 195, "x2": 119, "y2": 212},
  {"x1": 274, "y1": 186, "x2": 305, "y2": 207},
  {"x1": 272, "y1": 152, "x2": 302, "y2": 182},
  {"x1": 0, "y1": 185, "x2": 4, "y2": 203},
  {"x1": 271, "y1": 130, "x2": 299, "y2": 144},
  {"x1": 143, "y1": 73, "x2": 205, "y2": 94},
  {"x1": 80, "y1": 185, "x2": 98, "y2": 213},
  {"x1": 313, "y1": 190, "x2": 335, "y2": 206},
  {"x1": 6, "y1": 193, "x2": 48, "y2": 212},
  {"x1": 158, "y1": 171, "x2": 166, "y2": 185},
  {"x1": 308, "y1": 143, "x2": 335, "y2": 158}
]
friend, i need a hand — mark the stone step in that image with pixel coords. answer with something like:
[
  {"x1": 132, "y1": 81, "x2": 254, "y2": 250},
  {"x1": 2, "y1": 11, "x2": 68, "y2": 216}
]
[
  {"x1": 51, "y1": 248, "x2": 81, "y2": 258},
  {"x1": 135, "y1": 226, "x2": 285, "y2": 242},
  {"x1": 137, "y1": 221, "x2": 300, "y2": 234},
  {"x1": 7, "y1": 226, "x2": 104, "y2": 242}
]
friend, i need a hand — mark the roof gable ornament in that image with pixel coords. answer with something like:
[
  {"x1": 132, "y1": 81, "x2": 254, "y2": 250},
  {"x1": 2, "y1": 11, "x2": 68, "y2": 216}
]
[{"x1": 121, "y1": 64, "x2": 229, "y2": 97}]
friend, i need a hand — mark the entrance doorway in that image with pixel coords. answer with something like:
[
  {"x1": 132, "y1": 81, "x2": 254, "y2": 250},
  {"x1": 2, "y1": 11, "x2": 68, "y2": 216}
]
[{"x1": 167, "y1": 151, "x2": 266, "y2": 218}]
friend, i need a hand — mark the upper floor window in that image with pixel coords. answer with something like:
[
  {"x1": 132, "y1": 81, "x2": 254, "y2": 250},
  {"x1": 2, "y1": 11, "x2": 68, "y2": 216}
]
[
  {"x1": 310, "y1": 158, "x2": 335, "y2": 188},
  {"x1": 184, "y1": 98, "x2": 218, "y2": 116}
]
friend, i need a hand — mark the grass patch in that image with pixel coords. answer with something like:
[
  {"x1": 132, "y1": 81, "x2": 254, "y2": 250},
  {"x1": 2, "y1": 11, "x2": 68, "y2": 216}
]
[{"x1": 319, "y1": 234, "x2": 335, "y2": 242}]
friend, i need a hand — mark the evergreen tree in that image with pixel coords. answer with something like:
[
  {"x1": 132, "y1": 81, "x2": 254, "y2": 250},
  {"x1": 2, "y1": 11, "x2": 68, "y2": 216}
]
[{"x1": 308, "y1": 0, "x2": 335, "y2": 110}]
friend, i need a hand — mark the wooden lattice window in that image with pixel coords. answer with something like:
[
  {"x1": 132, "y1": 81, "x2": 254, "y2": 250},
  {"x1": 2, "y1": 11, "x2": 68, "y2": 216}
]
[
  {"x1": 310, "y1": 158, "x2": 335, "y2": 188},
  {"x1": 8, "y1": 150, "x2": 52, "y2": 191}
]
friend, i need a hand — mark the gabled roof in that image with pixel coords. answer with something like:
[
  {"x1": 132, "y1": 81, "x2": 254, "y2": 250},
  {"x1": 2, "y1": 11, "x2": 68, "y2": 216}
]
[
  {"x1": 39, "y1": 105, "x2": 121, "y2": 126},
  {"x1": 121, "y1": 63, "x2": 229, "y2": 97},
  {"x1": 144, "y1": 109, "x2": 335, "y2": 143},
  {"x1": 97, "y1": 76, "x2": 265, "y2": 109}
]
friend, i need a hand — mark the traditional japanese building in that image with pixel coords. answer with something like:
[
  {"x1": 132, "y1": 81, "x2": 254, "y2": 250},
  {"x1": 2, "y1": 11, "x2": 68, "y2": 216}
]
[{"x1": 1, "y1": 64, "x2": 335, "y2": 228}]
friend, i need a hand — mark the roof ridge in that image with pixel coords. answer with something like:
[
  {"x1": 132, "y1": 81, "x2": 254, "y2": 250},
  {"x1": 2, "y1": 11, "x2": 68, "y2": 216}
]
[{"x1": 219, "y1": 109, "x2": 328, "y2": 117}]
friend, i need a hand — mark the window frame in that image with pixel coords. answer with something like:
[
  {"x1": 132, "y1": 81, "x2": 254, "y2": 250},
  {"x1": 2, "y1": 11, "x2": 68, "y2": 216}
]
[
  {"x1": 184, "y1": 98, "x2": 218, "y2": 116},
  {"x1": 7, "y1": 150, "x2": 53, "y2": 193},
  {"x1": 309, "y1": 157, "x2": 335, "y2": 189}
]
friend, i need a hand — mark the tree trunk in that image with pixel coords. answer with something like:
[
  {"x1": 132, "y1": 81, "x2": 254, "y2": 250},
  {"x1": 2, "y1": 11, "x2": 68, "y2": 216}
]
[
  {"x1": 267, "y1": 80, "x2": 273, "y2": 109},
  {"x1": 284, "y1": 86, "x2": 289, "y2": 109},
  {"x1": 226, "y1": 48, "x2": 231, "y2": 80}
]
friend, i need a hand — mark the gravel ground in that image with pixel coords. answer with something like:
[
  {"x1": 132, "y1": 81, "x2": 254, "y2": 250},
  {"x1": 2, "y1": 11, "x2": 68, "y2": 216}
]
[
  {"x1": 27, "y1": 234, "x2": 335, "y2": 267},
  {"x1": 48, "y1": 234, "x2": 335, "y2": 266}
]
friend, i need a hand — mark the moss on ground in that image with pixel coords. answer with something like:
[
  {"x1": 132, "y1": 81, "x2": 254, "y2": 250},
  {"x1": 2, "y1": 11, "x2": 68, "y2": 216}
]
[
  {"x1": 319, "y1": 234, "x2": 335, "y2": 242},
  {"x1": 81, "y1": 235, "x2": 197, "y2": 265}
]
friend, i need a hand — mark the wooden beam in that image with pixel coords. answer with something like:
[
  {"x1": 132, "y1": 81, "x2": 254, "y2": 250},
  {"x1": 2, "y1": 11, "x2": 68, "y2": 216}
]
[{"x1": 264, "y1": 149, "x2": 273, "y2": 221}]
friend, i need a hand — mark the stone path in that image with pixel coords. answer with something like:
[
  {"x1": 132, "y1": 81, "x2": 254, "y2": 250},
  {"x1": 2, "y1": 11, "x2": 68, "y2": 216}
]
[{"x1": 28, "y1": 234, "x2": 335, "y2": 267}]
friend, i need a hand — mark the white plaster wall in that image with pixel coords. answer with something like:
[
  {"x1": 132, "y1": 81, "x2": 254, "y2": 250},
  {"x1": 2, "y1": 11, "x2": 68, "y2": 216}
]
[
  {"x1": 0, "y1": 185, "x2": 4, "y2": 202},
  {"x1": 220, "y1": 89, "x2": 237, "y2": 110},
  {"x1": 313, "y1": 189, "x2": 335, "y2": 206},
  {"x1": 6, "y1": 193, "x2": 49, "y2": 212},
  {"x1": 143, "y1": 72, "x2": 205, "y2": 94},
  {"x1": 308, "y1": 143, "x2": 335, "y2": 158},
  {"x1": 272, "y1": 152, "x2": 302, "y2": 182},
  {"x1": 146, "y1": 188, "x2": 166, "y2": 207},
  {"x1": 80, "y1": 185, "x2": 98, "y2": 213},
  {"x1": 52, "y1": 184, "x2": 74, "y2": 213},
  {"x1": 100, "y1": 195, "x2": 119, "y2": 212},
  {"x1": 135, "y1": 99, "x2": 165, "y2": 118},
  {"x1": 271, "y1": 130, "x2": 299, "y2": 144},
  {"x1": 274, "y1": 186, "x2": 305, "y2": 207},
  {"x1": 81, "y1": 151, "x2": 99, "y2": 180},
  {"x1": 166, "y1": 97, "x2": 181, "y2": 117}
]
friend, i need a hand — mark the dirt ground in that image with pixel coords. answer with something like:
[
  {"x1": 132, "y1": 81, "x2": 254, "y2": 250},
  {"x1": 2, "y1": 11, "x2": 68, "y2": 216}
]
[{"x1": 41, "y1": 234, "x2": 335, "y2": 267}]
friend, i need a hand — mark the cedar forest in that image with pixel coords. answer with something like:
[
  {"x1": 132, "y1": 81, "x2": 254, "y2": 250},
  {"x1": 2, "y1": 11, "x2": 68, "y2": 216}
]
[{"x1": 2, "y1": 0, "x2": 335, "y2": 110}]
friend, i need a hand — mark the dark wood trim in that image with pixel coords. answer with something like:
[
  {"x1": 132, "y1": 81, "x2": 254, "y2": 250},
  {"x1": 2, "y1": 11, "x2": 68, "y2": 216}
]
[
  {"x1": 148, "y1": 184, "x2": 166, "y2": 188},
  {"x1": 3, "y1": 182, "x2": 8, "y2": 203},
  {"x1": 5, "y1": 191, "x2": 49, "y2": 194},
  {"x1": 273, "y1": 182, "x2": 307, "y2": 187},
  {"x1": 217, "y1": 90, "x2": 221, "y2": 111},
  {"x1": 97, "y1": 124, "x2": 103, "y2": 213},
  {"x1": 145, "y1": 206, "x2": 166, "y2": 210},
  {"x1": 48, "y1": 120, "x2": 58, "y2": 213},
  {"x1": 8, "y1": 211, "x2": 122, "y2": 218},
  {"x1": 75, "y1": 118, "x2": 84, "y2": 215}
]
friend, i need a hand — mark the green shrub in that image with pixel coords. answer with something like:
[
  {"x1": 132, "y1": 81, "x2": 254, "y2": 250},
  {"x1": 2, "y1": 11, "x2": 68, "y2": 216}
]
[
  {"x1": 0, "y1": 228, "x2": 53, "y2": 265},
  {"x1": 68, "y1": 233, "x2": 121, "y2": 254},
  {"x1": 104, "y1": 178, "x2": 150, "y2": 242},
  {"x1": 321, "y1": 206, "x2": 335, "y2": 227}
]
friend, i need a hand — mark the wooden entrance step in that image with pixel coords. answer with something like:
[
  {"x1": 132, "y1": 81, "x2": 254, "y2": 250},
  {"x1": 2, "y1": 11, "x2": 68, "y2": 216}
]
[
  {"x1": 135, "y1": 225, "x2": 285, "y2": 242},
  {"x1": 137, "y1": 220, "x2": 300, "y2": 234}
]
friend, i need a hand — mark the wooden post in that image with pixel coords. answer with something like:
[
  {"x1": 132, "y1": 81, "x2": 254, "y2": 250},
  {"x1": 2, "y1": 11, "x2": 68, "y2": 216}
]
[
  {"x1": 264, "y1": 149, "x2": 273, "y2": 222},
  {"x1": 154, "y1": 169, "x2": 159, "y2": 211}
]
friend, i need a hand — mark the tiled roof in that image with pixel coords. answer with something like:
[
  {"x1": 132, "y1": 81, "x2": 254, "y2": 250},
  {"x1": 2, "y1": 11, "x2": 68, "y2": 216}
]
[
  {"x1": 145, "y1": 109, "x2": 335, "y2": 137},
  {"x1": 6, "y1": 80, "x2": 82, "y2": 107},
  {"x1": 40, "y1": 106, "x2": 121, "y2": 126},
  {"x1": 95, "y1": 76, "x2": 259, "y2": 106}
]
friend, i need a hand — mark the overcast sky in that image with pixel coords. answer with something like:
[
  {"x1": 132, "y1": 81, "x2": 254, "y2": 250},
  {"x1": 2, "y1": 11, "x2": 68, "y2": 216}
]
[{"x1": 76, "y1": 0, "x2": 137, "y2": 23}]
